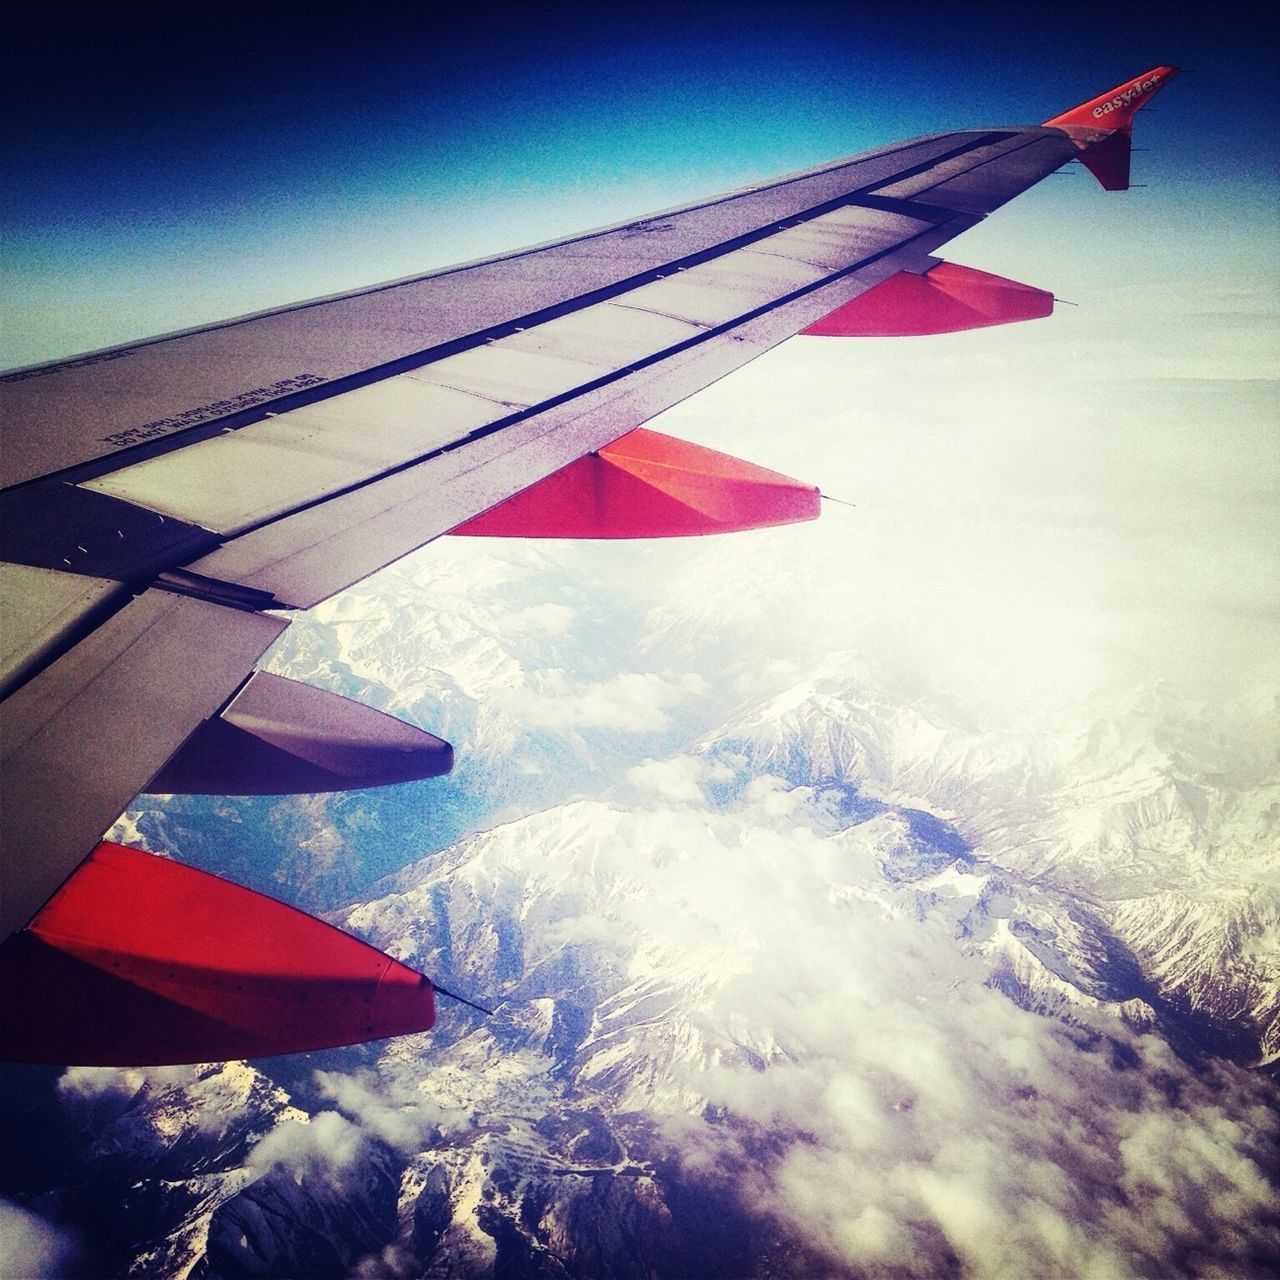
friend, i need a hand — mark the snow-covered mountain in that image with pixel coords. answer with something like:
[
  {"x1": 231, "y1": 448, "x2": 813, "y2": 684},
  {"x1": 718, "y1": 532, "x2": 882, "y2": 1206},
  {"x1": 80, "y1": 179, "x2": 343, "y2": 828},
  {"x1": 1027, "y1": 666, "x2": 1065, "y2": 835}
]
[
  {"x1": 9, "y1": 758, "x2": 1275, "y2": 1277},
  {"x1": 124, "y1": 555, "x2": 1280, "y2": 1071},
  {"x1": 695, "y1": 656, "x2": 1280, "y2": 1067}
]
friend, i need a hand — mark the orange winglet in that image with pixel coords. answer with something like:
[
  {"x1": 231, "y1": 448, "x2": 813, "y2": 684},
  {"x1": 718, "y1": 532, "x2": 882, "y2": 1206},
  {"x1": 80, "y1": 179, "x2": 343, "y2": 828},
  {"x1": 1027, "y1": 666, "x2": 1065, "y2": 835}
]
[
  {"x1": 1045, "y1": 64, "x2": 1179, "y2": 132},
  {"x1": 802, "y1": 261, "x2": 1053, "y2": 337},
  {"x1": 450, "y1": 427, "x2": 820, "y2": 539},
  {"x1": 1044, "y1": 65, "x2": 1179, "y2": 191},
  {"x1": 0, "y1": 842, "x2": 436, "y2": 1065}
]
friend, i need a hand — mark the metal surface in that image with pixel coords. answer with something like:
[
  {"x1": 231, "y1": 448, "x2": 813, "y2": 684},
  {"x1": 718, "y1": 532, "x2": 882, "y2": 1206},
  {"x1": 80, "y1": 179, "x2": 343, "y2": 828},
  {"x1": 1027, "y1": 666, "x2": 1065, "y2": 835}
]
[
  {"x1": 150, "y1": 669, "x2": 453, "y2": 794},
  {"x1": 0, "y1": 565, "x2": 128, "y2": 697},
  {"x1": 182, "y1": 215, "x2": 966, "y2": 605},
  {"x1": 0, "y1": 593, "x2": 286, "y2": 935},
  {"x1": 0, "y1": 130, "x2": 1041, "y2": 489},
  {"x1": 0, "y1": 481, "x2": 217, "y2": 579},
  {"x1": 78, "y1": 374, "x2": 502, "y2": 535}
]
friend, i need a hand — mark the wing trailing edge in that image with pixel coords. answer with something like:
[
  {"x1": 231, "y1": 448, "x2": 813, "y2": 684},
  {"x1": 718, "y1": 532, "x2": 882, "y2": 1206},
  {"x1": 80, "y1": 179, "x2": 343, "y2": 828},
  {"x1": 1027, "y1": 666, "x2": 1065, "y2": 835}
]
[{"x1": 0, "y1": 843, "x2": 436, "y2": 1066}]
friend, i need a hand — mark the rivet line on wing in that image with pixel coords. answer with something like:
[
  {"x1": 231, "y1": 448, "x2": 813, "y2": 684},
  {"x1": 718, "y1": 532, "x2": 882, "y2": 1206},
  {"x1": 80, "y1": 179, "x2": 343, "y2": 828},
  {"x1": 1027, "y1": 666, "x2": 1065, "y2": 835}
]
[
  {"x1": 0, "y1": 132, "x2": 986, "y2": 387},
  {"x1": 211, "y1": 215, "x2": 969, "y2": 540},
  {"x1": 43, "y1": 133, "x2": 1015, "y2": 492}
]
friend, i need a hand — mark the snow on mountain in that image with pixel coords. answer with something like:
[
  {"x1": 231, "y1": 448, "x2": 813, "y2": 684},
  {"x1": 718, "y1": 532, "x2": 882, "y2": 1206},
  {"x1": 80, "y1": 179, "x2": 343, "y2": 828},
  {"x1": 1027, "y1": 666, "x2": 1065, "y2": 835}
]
[
  {"x1": 0, "y1": 1060, "x2": 310, "y2": 1278},
  {"x1": 14, "y1": 587, "x2": 1278, "y2": 1275},
  {"x1": 106, "y1": 528, "x2": 1277, "y2": 1080},
  {"x1": 690, "y1": 650, "x2": 1278, "y2": 1066},
  {"x1": 120, "y1": 540, "x2": 724, "y2": 913},
  {"x1": 59, "y1": 752, "x2": 1278, "y2": 1277}
]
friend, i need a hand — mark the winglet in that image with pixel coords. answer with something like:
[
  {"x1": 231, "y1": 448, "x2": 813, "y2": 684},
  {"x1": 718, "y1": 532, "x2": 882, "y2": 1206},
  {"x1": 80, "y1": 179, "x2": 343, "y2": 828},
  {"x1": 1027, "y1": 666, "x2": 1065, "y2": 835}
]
[
  {"x1": 1044, "y1": 65, "x2": 1179, "y2": 132},
  {"x1": 1044, "y1": 65, "x2": 1179, "y2": 190}
]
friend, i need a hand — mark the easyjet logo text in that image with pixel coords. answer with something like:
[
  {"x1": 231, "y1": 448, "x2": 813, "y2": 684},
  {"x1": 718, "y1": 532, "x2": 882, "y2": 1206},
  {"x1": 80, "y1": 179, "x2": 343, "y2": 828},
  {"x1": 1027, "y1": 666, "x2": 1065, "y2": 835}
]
[{"x1": 1093, "y1": 74, "x2": 1162, "y2": 118}]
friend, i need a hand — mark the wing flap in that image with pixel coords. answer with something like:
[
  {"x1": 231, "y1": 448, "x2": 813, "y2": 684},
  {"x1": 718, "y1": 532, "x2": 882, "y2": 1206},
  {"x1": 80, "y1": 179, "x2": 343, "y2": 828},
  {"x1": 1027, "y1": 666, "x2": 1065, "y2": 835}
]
[
  {"x1": 414, "y1": 344, "x2": 605, "y2": 408},
  {"x1": 752, "y1": 214, "x2": 925, "y2": 270},
  {"x1": 501, "y1": 304, "x2": 706, "y2": 363},
  {"x1": 77, "y1": 375, "x2": 501, "y2": 535},
  {"x1": 0, "y1": 565, "x2": 129, "y2": 698}
]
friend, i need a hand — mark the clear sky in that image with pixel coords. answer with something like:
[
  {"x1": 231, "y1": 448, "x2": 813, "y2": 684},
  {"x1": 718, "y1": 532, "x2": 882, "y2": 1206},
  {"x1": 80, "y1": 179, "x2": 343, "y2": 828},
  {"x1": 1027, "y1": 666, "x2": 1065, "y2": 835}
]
[{"x1": 2, "y1": 2, "x2": 1276, "y2": 368}]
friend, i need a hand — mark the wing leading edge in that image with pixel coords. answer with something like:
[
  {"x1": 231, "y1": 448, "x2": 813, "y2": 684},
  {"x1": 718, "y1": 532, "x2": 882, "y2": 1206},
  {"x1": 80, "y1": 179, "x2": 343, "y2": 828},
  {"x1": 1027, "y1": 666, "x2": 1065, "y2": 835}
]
[{"x1": 0, "y1": 66, "x2": 1179, "y2": 1064}]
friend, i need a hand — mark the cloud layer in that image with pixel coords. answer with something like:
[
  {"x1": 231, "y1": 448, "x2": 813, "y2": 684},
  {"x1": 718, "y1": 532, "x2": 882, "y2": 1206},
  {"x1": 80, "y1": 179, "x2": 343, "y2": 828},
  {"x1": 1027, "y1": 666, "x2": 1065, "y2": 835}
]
[{"x1": 342, "y1": 760, "x2": 1278, "y2": 1278}]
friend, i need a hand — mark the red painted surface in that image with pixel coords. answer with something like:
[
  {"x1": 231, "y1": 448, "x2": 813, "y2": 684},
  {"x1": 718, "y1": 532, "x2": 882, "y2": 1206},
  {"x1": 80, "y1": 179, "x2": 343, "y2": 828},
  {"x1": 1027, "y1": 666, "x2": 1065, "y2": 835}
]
[
  {"x1": 0, "y1": 842, "x2": 436, "y2": 1065},
  {"x1": 1071, "y1": 131, "x2": 1132, "y2": 192},
  {"x1": 802, "y1": 262, "x2": 1053, "y2": 338},
  {"x1": 1044, "y1": 65, "x2": 1178, "y2": 132},
  {"x1": 450, "y1": 427, "x2": 820, "y2": 538},
  {"x1": 1044, "y1": 66, "x2": 1178, "y2": 192}
]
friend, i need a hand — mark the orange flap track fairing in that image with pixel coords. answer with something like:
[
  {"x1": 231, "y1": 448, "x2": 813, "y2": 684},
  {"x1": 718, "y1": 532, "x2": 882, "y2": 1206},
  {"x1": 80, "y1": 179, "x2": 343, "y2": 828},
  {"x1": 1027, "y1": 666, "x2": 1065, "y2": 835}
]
[
  {"x1": 451, "y1": 427, "x2": 820, "y2": 539},
  {"x1": 802, "y1": 261, "x2": 1054, "y2": 337},
  {"x1": 0, "y1": 843, "x2": 436, "y2": 1065}
]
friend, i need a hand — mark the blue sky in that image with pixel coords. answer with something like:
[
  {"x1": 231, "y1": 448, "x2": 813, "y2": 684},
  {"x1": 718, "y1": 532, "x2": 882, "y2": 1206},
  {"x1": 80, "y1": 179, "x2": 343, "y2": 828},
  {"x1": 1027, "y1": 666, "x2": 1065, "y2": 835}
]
[{"x1": 2, "y1": 2, "x2": 1275, "y2": 368}]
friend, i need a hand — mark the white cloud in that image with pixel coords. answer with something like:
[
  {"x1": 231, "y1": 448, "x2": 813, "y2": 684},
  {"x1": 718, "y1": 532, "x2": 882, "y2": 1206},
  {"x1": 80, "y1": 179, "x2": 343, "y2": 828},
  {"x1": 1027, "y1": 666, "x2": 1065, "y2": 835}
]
[
  {"x1": 625, "y1": 756, "x2": 709, "y2": 804},
  {"x1": 351, "y1": 771, "x2": 1277, "y2": 1278},
  {"x1": 497, "y1": 670, "x2": 703, "y2": 733},
  {"x1": 58, "y1": 1064, "x2": 148, "y2": 1101},
  {"x1": 637, "y1": 827, "x2": 1278, "y2": 1278},
  {"x1": 247, "y1": 1110, "x2": 368, "y2": 1177},
  {"x1": 315, "y1": 1069, "x2": 463, "y2": 1151},
  {"x1": 502, "y1": 602, "x2": 576, "y2": 636},
  {"x1": 0, "y1": 1202, "x2": 78, "y2": 1279},
  {"x1": 637, "y1": 331, "x2": 1279, "y2": 725}
]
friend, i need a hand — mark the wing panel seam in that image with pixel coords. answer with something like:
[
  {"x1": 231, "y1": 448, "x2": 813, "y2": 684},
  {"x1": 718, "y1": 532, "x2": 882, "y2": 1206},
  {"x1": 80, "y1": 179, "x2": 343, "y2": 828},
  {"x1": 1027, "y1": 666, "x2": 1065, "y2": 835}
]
[
  {"x1": 34, "y1": 133, "x2": 1014, "y2": 493},
  {"x1": 0, "y1": 133, "x2": 997, "y2": 386},
  {"x1": 154, "y1": 215, "x2": 969, "y2": 546}
]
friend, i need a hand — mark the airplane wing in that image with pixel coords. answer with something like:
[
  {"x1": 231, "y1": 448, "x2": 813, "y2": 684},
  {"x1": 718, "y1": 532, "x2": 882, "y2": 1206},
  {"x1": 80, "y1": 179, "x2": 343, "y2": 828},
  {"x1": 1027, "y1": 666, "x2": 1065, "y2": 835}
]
[{"x1": 0, "y1": 66, "x2": 1178, "y2": 1064}]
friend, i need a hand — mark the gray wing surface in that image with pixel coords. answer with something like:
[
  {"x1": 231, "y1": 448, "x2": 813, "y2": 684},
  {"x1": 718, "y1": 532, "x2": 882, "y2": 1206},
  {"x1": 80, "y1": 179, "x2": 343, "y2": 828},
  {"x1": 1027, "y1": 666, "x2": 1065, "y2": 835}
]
[{"x1": 0, "y1": 122, "x2": 1080, "y2": 934}]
